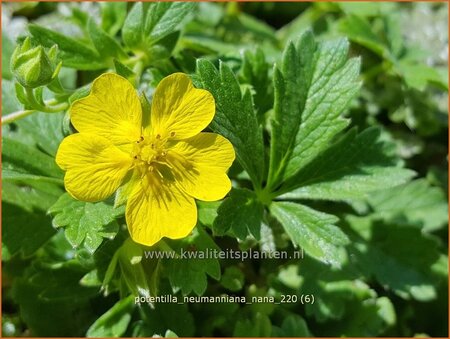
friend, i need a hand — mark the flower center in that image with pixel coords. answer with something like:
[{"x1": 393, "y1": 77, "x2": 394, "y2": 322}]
[{"x1": 132, "y1": 134, "x2": 170, "y2": 173}]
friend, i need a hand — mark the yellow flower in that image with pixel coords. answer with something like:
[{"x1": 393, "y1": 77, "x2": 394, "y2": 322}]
[{"x1": 56, "y1": 73, "x2": 235, "y2": 246}]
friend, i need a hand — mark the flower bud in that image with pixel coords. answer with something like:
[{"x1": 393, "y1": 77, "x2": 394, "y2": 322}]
[{"x1": 11, "y1": 38, "x2": 59, "y2": 88}]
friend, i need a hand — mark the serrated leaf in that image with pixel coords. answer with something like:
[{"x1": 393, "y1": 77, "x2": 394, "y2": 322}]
[
  {"x1": 196, "y1": 59, "x2": 265, "y2": 188},
  {"x1": 367, "y1": 179, "x2": 448, "y2": 232},
  {"x1": 268, "y1": 32, "x2": 361, "y2": 189},
  {"x1": 86, "y1": 296, "x2": 134, "y2": 338},
  {"x1": 29, "y1": 24, "x2": 105, "y2": 70},
  {"x1": 270, "y1": 202, "x2": 349, "y2": 267},
  {"x1": 278, "y1": 127, "x2": 415, "y2": 200},
  {"x1": 144, "y1": 2, "x2": 196, "y2": 43},
  {"x1": 165, "y1": 227, "x2": 220, "y2": 295},
  {"x1": 48, "y1": 193, "x2": 123, "y2": 253},
  {"x1": 213, "y1": 188, "x2": 263, "y2": 240},
  {"x1": 88, "y1": 18, "x2": 127, "y2": 60},
  {"x1": 122, "y1": 2, "x2": 195, "y2": 54}
]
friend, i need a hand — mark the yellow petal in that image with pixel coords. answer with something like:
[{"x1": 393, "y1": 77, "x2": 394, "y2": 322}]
[
  {"x1": 168, "y1": 132, "x2": 235, "y2": 201},
  {"x1": 126, "y1": 172, "x2": 197, "y2": 246},
  {"x1": 70, "y1": 73, "x2": 142, "y2": 147},
  {"x1": 150, "y1": 73, "x2": 215, "y2": 140},
  {"x1": 56, "y1": 133, "x2": 132, "y2": 202}
]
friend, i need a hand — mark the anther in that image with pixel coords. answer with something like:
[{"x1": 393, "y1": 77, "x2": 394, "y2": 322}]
[
  {"x1": 140, "y1": 136, "x2": 144, "y2": 141},
  {"x1": 156, "y1": 134, "x2": 161, "y2": 139},
  {"x1": 170, "y1": 131, "x2": 176, "y2": 137},
  {"x1": 151, "y1": 143, "x2": 155, "y2": 149}
]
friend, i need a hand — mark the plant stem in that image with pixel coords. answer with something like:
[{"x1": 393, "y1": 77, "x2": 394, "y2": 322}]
[
  {"x1": 1, "y1": 109, "x2": 36, "y2": 125},
  {"x1": 1, "y1": 99, "x2": 69, "y2": 125}
]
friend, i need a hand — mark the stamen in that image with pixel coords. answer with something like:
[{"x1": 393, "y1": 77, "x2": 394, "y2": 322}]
[
  {"x1": 170, "y1": 131, "x2": 176, "y2": 137},
  {"x1": 156, "y1": 134, "x2": 161, "y2": 140}
]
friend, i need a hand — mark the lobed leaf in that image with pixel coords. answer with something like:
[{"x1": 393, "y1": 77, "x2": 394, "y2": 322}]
[{"x1": 196, "y1": 59, "x2": 265, "y2": 188}]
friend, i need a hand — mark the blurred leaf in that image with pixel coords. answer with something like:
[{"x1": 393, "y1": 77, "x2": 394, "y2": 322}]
[
  {"x1": 48, "y1": 193, "x2": 123, "y2": 253},
  {"x1": 220, "y1": 266, "x2": 244, "y2": 292},
  {"x1": 29, "y1": 24, "x2": 105, "y2": 70},
  {"x1": 272, "y1": 314, "x2": 312, "y2": 337},
  {"x1": 2, "y1": 33, "x2": 15, "y2": 80},
  {"x1": 368, "y1": 179, "x2": 448, "y2": 232},
  {"x1": 233, "y1": 312, "x2": 272, "y2": 337},
  {"x1": 239, "y1": 47, "x2": 272, "y2": 116},
  {"x1": 271, "y1": 202, "x2": 349, "y2": 266},
  {"x1": 88, "y1": 19, "x2": 127, "y2": 60},
  {"x1": 348, "y1": 216, "x2": 443, "y2": 301},
  {"x1": 86, "y1": 296, "x2": 134, "y2": 338},
  {"x1": 12, "y1": 272, "x2": 96, "y2": 336},
  {"x1": 196, "y1": 59, "x2": 265, "y2": 188},
  {"x1": 213, "y1": 188, "x2": 263, "y2": 240},
  {"x1": 13, "y1": 111, "x2": 65, "y2": 156},
  {"x1": 2, "y1": 136, "x2": 63, "y2": 178},
  {"x1": 134, "y1": 303, "x2": 195, "y2": 337},
  {"x1": 100, "y1": 2, "x2": 127, "y2": 36},
  {"x1": 2, "y1": 80, "x2": 22, "y2": 115},
  {"x1": 338, "y1": 15, "x2": 389, "y2": 58}
]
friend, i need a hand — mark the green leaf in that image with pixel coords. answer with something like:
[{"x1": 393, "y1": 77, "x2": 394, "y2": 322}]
[
  {"x1": 271, "y1": 314, "x2": 312, "y2": 337},
  {"x1": 196, "y1": 59, "x2": 265, "y2": 188},
  {"x1": 144, "y1": 2, "x2": 196, "y2": 43},
  {"x1": 12, "y1": 271, "x2": 96, "y2": 336},
  {"x1": 270, "y1": 202, "x2": 349, "y2": 266},
  {"x1": 122, "y1": 2, "x2": 195, "y2": 53},
  {"x1": 122, "y1": 2, "x2": 147, "y2": 50},
  {"x1": 114, "y1": 238, "x2": 161, "y2": 299},
  {"x1": 100, "y1": 2, "x2": 127, "y2": 36},
  {"x1": 2, "y1": 202, "x2": 56, "y2": 257},
  {"x1": 14, "y1": 111, "x2": 65, "y2": 156},
  {"x1": 133, "y1": 303, "x2": 195, "y2": 337},
  {"x1": 278, "y1": 127, "x2": 415, "y2": 200},
  {"x1": 2, "y1": 80, "x2": 22, "y2": 115},
  {"x1": 213, "y1": 188, "x2": 263, "y2": 240},
  {"x1": 114, "y1": 59, "x2": 135, "y2": 80},
  {"x1": 197, "y1": 201, "x2": 221, "y2": 227},
  {"x1": 86, "y1": 296, "x2": 134, "y2": 338},
  {"x1": 233, "y1": 313, "x2": 272, "y2": 337},
  {"x1": 220, "y1": 266, "x2": 245, "y2": 292},
  {"x1": 2, "y1": 137, "x2": 63, "y2": 178},
  {"x1": 268, "y1": 31, "x2": 317, "y2": 188},
  {"x1": 397, "y1": 61, "x2": 448, "y2": 91},
  {"x1": 2, "y1": 33, "x2": 15, "y2": 80},
  {"x1": 367, "y1": 179, "x2": 448, "y2": 232},
  {"x1": 88, "y1": 18, "x2": 127, "y2": 60},
  {"x1": 338, "y1": 15, "x2": 390, "y2": 59},
  {"x1": 239, "y1": 48, "x2": 272, "y2": 116},
  {"x1": 347, "y1": 216, "x2": 443, "y2": 301},
  {"x1": 48, "y1": 193, "x2": 123, "y2": 253},
  {"x1": 267, "y1": 32, "x2": 361, "y2": 189},
  {"x1": 165, "y1": 227, "x2": 220, "y2": 295},
  {"x1": 28, "y1": 24, "x2": 105, "y2": 70}
]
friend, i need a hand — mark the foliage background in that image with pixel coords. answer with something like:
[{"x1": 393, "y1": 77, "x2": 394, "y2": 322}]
[{"x1": 1, "y1": 2, "x2": 448, "y2": 337}]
